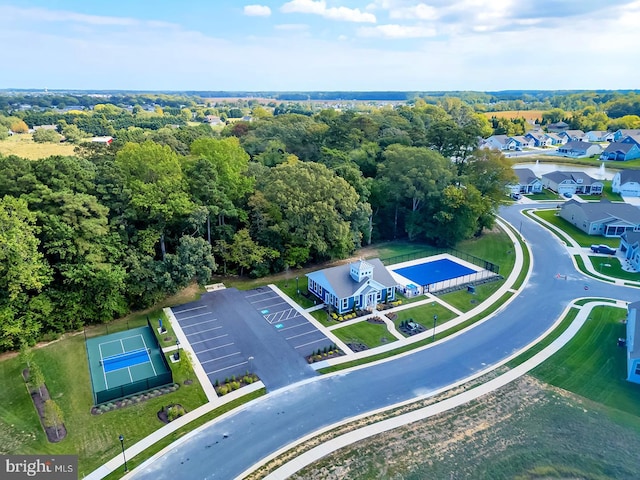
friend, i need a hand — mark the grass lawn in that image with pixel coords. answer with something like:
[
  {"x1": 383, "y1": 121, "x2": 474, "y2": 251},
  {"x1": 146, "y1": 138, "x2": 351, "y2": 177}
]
[
  {"x1": 0, "y1": 332, "x2": 207, "y2": 476},
  {"x1": 587, "y1": 255, "x2": 640, "y2": 281},
  {"x1": 532, "y1": 305, "x2": 640, "y2": 417},
  {"x1": 331, "y1": 321, "x2": 396, "y2": 349},
  {"x1": 533, "y1": 209, "x2": 619, "y2": 248},
  {"x1": 438, "y1": 281, "x2": 503, "y2": 312},
  {"x1": 0, "y1": 133, "x2": 77, "y2": 160},
  {"x1": 392, "y1": 303, "x2": 456, "y2": 334},
  {"x1": 525, "y1": 189, "x2": 561, "y2": 201},
  {"x1": 309, "y1": 309, "x2": 333, "y2": 328}
]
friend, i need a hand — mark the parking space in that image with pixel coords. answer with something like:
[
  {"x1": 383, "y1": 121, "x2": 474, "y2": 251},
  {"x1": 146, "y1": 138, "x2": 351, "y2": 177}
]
[
  {"x1": 170, "y1": 287, "x2": 320, "y2": 391},
  {"x1": 172, "y1": 304, "x2": 247, "y2": 385},
  {"x1": 244, "y1": 287, "x2": 333, "y2": 358}
]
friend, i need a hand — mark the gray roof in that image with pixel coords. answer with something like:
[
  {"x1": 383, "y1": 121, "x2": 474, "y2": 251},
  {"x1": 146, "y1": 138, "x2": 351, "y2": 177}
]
[
  {"x1": 542, "y1": 170, "x2": 600, "y2": 186},
  {"x1": 623, "y1": 134, "x2": 640, "y2": 146},
  {"x1": 562, "y1": 199, "x2": 640, "y2": 224},
  {"x1": 561, "y1": 129, "x2": 585, "y2": 137},
  {"x1": 618, "y1": 169, "x2": 640, "y2": 184},
  {"x1": 604, "y1": 142, "x2": 635, "y2": 154},
  {"x1": 307, "y1": 258, "x2": 397, "y2": 299},
  {"x1": 621, "y1": 230, "x2": 640, "y2": 245},
  {"x1": 559, "y1": 140, "x2": 597, "y2": 152},
  {"x1": 514, "y1": 168, "x2": 539, "y2": 185}
]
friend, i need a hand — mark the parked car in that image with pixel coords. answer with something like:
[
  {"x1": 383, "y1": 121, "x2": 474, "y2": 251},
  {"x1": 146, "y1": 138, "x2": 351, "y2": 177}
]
[
  {"x1": 563, "y1": 192, "x2": 573, "y2": 198},
  {"x1": 511, "y1": 193, "x2": 522, "y2": 200},
  {"x1": 590, "y1": 244, "x2": 617, "y2": 255}
]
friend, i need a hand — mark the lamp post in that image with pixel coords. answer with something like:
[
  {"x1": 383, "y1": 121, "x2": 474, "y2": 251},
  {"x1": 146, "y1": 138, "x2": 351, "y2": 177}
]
[
  {"x1": 119, "y1": 434, "x2": 128, "y2": 472},
  {"x1": 175, "y1": 339, "x2": 180, "y2": 361},
  {"x1": 432, "y1": 314, "x2": 438, "y2": 342},
  {"x1": 248, "y1": 356, "x2": 254, "y2": 372},
  {"x1": 296, "y1": 276, "x2": 300, "y2": 295}
]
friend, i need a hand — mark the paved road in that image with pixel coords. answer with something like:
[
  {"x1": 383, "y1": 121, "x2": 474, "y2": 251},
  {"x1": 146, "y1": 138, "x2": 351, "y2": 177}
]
[{"x1": 131, "y1": 204, "x2": 639, "y2": 480}]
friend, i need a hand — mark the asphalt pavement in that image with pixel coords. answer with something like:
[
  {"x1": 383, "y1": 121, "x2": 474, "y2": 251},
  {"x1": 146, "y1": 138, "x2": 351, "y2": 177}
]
[{"x1": 128, "y1": 203, "x2": 640, "y2": 480}]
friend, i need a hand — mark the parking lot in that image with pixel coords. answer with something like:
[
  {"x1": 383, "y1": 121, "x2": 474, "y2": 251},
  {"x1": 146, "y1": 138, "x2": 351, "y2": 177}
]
[
  {"x1": 243, "y1": 287, "x2": 334, "y2": 358},
  {"x1": 170, "y1": 287, "x2": 324, "y2": 390}
]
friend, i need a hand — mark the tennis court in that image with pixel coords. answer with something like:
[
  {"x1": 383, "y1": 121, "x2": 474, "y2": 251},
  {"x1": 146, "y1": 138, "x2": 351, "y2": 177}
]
[{"x1": 85, "y1": 325, "x2": 173, "y2": 404}]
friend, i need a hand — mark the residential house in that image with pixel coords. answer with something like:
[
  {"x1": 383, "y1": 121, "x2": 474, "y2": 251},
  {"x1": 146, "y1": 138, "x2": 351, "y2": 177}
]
[
  {"x1": 612, "y1": 169, "x2": 640, "y2": 196},
  {"x1": 619, "y1": 231, "x2": 640, "y2": 271},
  {"x1": 559, "y1": 199, "x2": 640, "y2": 236},
  {"x1": 612, "y1": 129, "x2": 640, "y2": 142},
  {"x1": 624, "y1": 301, "x2": 640, "y2": 384},
  {"x1": 543, "y1": 132, "x2": 566, "y2": 145},
  {"x1": 509, "y1": 168, "x2": 543, "y2": 194},
  {"x1": 509, "y1": 135, "x2": 535, "y2": 149},
  {"x1": 547, "y1": 121, "x2": 569, "y2": 132},
  {"x1": 541, "y1": 171, "x2": 603, "y2": 196},
  {"x1": 558, "y1": 130, "x2": 585, "y2": 142},
  {"x1": 584, "y1": 130, "x2": 613, "y2": 142},
  {"x1": 524, "y1": 131, "x2": 553, "y2": 147},
  {"x1": 205, "y1": 115, "x2": 222, "y2": 125},
  {"x1": 306, "y1": 259, "x2": 398, "y2": 315},
  {"x1": 481, "y1": 135, "x2": 517, "y2": 151},
  {"x1": 556, "y1": 141, "x2": 603, "y2": 158},
  {"x1": 91, "y1": 136, "x2": 113, "y2": 145},
  {"x1": 600, "y1": 138, "x2": 640, "y2": 161}
]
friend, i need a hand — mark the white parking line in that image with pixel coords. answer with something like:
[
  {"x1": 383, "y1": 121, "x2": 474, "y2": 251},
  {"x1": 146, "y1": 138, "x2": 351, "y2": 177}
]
[
  {"x1": 196, "y1": 342, "x2": 235, "y2": 355},
  {"x1": 249, "y1": 295, "x2": 279, "y2": 304},
  {"x1": 278, "y1": 323, "x2": 309, "y2": 332},
  {"x1": 189, "y1": 334, "x2": 228, "y2": 346},
  {"x1": 294, "y1": 337, "x2": 330, "y2": 349},
  {"x1": 172, "y1": 305, "x2": 206, "y2": 314},
  {"x1": 285, "y1": 330, "x2": 319, "y2": 340},
  {"x1": 206, "y1": 360, "x2": 248, "y2": 375},
  {"x1": 181, "y1": 318, "x2": 219, "y2": 329},
  {"x1": 260, "y1": 300, "x2": 289, "y2": 310},
  {"x1": 177, "y1": 311, "x2": 212, "y2": 321},
  {"x1": 245, "y1": 291, "x2": 275, "y2": 299},
  {"x1": 200, "y1": 351, "x2": 242, "y2": 365},
  {"x1": 185, "y1": 326, "x2": 222, "y2": 337}
]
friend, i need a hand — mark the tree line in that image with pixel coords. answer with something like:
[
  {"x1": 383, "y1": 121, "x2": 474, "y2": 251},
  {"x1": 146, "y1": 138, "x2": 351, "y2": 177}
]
[{"x1": 0, "y1": 100, "x2": 516, "y2": 351}]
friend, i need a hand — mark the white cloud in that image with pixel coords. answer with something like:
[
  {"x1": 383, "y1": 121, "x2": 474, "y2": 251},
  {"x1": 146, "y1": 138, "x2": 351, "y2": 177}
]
[
  {"x1": 358, "y1": 23, "x2": 437, "y2": 38},
  {"x1": 389, "y1": 3, "x2": 439, "y2": 20},
  {"x1": 243, "y1": 4, "x2": 272, "y2": 16},
  {"x1": 281, "y1": 0, "x2": 377, "y2": 23}
]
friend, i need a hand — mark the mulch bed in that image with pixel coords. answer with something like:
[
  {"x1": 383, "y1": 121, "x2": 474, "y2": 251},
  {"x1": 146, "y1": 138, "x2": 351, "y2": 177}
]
[
  {"x1": 346, "y1": 342, "x2": 368, "y2": 352},
  {"x1": 157, "y1": 404, "x2": 187, "y2": 424},
  {"x1": 306, "y1": 349, "x2": 345, "y2": 364},
  {"x1": 367, "y1": 316, "x2": 386, "y2": 324},
  {"x1": 23, "y1": 369, "x2": 67, "y2": 443}
]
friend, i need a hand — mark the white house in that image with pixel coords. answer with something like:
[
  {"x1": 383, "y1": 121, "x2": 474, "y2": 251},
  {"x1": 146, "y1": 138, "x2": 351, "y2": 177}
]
[
  {"x1": 625, "y1": 301, "x2": 640, "y2": 384},
  {"x1": 482, "y1": 135, "x2": 517, "y2": 151},
  {"x1": 620, "y1": 231, "x2": 640, "y2": 271},
  {"x1": 555, "y1": 141, "x2": 603, "y2": 158},
  {"x1": 510, "y1": 168, "x2": 543, "y2": 194},
  {"x1": 558, "y1": 130, "x2": 585, "y2": 143},
  {"x1": 612, "y1": 169, "x2": 640, "y2": 197},
  {"x1": 584, "y1": 130, "x2": 613, "y2": 142},
  {"x1": 541, "y1": 171, "x2": 603, "y2": 196}
]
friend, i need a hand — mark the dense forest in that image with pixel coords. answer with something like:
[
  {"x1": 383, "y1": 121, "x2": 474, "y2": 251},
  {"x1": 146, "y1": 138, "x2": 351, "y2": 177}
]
[{"x1": 1, "y1": 90, "x2": 638, "y2": 351}]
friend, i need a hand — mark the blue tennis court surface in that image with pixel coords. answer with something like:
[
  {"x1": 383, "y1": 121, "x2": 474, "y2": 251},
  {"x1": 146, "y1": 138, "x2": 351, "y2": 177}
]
[
  {"x1": 103, "y1": 349, "x2": 150, "y2": 373},
  {"x1": 393, "y1": 258, "x2": 476, "y2": 286}
]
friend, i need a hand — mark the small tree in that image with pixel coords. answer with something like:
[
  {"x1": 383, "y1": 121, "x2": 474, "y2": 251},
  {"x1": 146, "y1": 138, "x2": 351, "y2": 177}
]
[
  {"x1": 33, "y1": 128, "x2": 60, "y2": 143},
  {"x1": 19, "y1": 342, "x2": 34, "y2": 370},
  {"x1": 44, "y1": 399, "x2": 64, "y2": 440},
  {"x1": 30, "y1": 362, "x2": 45, "y2": 398}
]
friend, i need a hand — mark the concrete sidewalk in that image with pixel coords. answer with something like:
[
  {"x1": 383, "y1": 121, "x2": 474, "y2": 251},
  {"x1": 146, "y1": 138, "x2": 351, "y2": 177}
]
[{"x1": 257, "y1": 300, "x2": 612, "y2": 480}]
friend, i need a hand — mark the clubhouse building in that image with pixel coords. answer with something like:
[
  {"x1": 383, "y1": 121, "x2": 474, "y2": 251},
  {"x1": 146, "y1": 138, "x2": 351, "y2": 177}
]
[{"x1": 306, "y1": 259, "x2": 398, "y2": 315}]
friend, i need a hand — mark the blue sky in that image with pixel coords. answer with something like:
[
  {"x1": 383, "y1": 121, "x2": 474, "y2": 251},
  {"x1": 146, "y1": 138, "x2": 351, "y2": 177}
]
[{"x1": 1, "y1": 0, "x2": 639, "y2": 91}]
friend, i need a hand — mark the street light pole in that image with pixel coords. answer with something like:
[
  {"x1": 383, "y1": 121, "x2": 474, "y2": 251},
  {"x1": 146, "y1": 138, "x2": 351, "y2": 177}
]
[
  {"x1": 175, "y1": 339, "x2": 180, "y2": 361},
  {"x1": 119, "y1": 434, "x2": 128, "y2": 472},
  {"x1": 296, "y1": 276, "x2": 299, "y2": 295},
  {"x1": 248, "y1": 356, "x2": 254, "y2": 373},
  {"x1": 432, "y1": 315, "x2": 438, "y2": 342}
]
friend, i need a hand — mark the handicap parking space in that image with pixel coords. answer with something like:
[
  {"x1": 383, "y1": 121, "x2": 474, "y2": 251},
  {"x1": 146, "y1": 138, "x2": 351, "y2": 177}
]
[{"x1": 243, "y1": 287, "x2": 334, "y2": 358}]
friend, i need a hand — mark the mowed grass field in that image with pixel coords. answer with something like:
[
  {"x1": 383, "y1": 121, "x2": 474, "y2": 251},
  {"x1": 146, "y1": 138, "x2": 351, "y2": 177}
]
[
  {"x1": 0, "y1": 134, "x2": 77, "y2": 159},
  {"x1": 483, "y1": 109, "x2": 545, "y2": 122}
]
